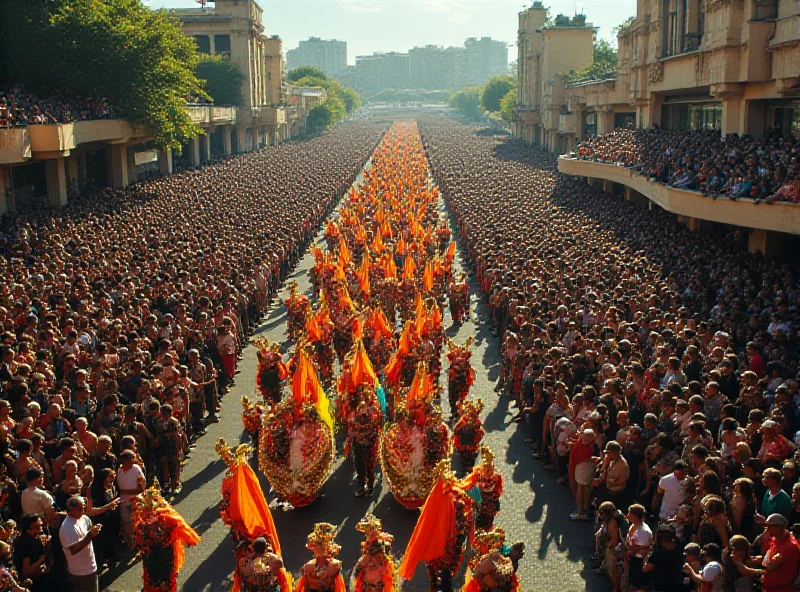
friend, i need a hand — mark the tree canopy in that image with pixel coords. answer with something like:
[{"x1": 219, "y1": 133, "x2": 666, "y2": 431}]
[
  {"x1": 0, "y1": 0, "x2": 207, "y2": 150},
  {"x1": 293, "y1": 72, "x2": 360, "y2": 134},
  {"x1": 448, "y1": 86, "x2": 483, "y2": 119},
  {"x1": 499, "y1": 88, "x2": 517, "y2": 122},
  {"x1": 561, "y1": 39, "x2": 619, "y2": 85},
  {"x1": 288, "y1": 67, "x2": 328, "y2": 82},
  {"x1": 195, "y1": 54, "x2": 245, "y2": 106},
  {"x1": 480, "y1": 75, "x2": 516, "y2": 113}
]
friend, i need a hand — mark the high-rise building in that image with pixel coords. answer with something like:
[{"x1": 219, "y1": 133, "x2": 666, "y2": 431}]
[
  {"x1": 354, "y1": 52, "x2": 410, "y2": 96},
  {"x1": 408, "y1": 45, "x2": 465, "y2": 90},
  {"x1": 464, "y1": 37, "x2": 509, "y2": 86},
  {"x1": 286, "y1": 37, "x2": 347, "y2": 77}
]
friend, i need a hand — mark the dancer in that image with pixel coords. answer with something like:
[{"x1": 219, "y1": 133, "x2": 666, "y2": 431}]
[
  {"x1": 295, "y1": 523, "x2": 346, "y2": 592},
  {"x1": 475, "y1": 447, "x2": 504, "y2": 531},
  {"x1": 351, "y1": 514, "x2": 398, "y2": 592},
  {"x1": 453, "y1": 399, "x2": 484, "y2": 472},
  {"x1": 462, "y1": 529, "x2": 521, "y2": 592}
]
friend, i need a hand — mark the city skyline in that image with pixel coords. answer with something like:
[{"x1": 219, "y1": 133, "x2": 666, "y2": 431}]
[{"x1": 147, "y1": 0, "x2": 637, "y2": 64}]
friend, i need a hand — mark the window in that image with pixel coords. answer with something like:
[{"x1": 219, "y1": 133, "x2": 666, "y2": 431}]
[
  {"x1": 193, "y1": 35, "x2": 211, "y2": 54},
  {"x1": 214, "y1": 35, "x2": 231, "y2": 56},
  {"x1": 688, "y1": 104, "x2": 722, "y2": 130},
  {"x1": 753, "y1": 0, "x2": 779, "y2": 21}
]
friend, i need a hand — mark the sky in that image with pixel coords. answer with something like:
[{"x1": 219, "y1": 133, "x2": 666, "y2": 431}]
[{"x1": 147, "y1": 0, "x2": 637, "y2": 65}]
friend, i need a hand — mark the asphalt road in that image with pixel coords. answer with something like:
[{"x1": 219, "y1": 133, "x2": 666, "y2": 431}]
[{"x1": 102, "y1": 120, "x2": 607, "y2": 592}]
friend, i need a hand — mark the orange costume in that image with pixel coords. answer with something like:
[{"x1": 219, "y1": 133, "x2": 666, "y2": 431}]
[
  {"x1": 351, "y1": 515, "x2": 398, "y2": 592},
  {"x1": 294, "y1": 523, "x2": 347, "y2": 592},
  {"x1": 462, "y1": 529, "x2": 520, "y2": 592}
]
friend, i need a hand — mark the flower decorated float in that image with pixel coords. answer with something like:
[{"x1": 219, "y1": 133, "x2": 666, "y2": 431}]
[
  {"x1": 379, "y1": 363, "x2": 450, "y2": 509},
  {"x1": 258, "y1": 348, "x2": 335, "y2": 508},
  {"x1": 131, "y1": 478, "x2": 201, "y2": 592}
]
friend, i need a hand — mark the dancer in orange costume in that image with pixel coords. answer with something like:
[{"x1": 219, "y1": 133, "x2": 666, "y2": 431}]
[
  {"x1": 453, "y1": 399, "x2": 484, "y2": 472},
  {"x1": 294, "y1": 523, "x2": 346, "y2": 592},
  {"x1": 475, "y1": 447, "x2": 504, "y2": 531},
  {"x1": 351, "y1": 514, "x2": 398, "y2": 592},
  {"x1": 462, "y1": 529, "x2": 521, "y2": 592}
]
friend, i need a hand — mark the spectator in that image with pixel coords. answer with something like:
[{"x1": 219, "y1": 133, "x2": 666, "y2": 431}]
[{"x1": 58, "y1": 495, "x2": 100, "y2": 592}]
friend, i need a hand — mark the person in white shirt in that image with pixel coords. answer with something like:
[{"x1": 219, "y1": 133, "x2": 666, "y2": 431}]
[
  {"x1": 59, "y1": 496, "x2": 101, "y2": 592},
  {"x1": 625, "y1": 504, "x2": 653, "y2": 591},
  {"x1": 20, "y1": 467, "x2": 63, "y2": 528},
  {"x1": 116, "y1": 450, "x2": 145, "y2": 552},
  {"x1": 682, "y1": 542, "x2": 725, "y2": 592},
  {"x1": 653, "y1": 459, "x2": 688, "y2": 521}
]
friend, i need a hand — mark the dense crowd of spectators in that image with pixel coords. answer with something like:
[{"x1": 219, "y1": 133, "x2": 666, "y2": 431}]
[
  {"x1": 420, "y1": 117, "x2": 800, "y2": 592},
  {"x1": 575, "y1": 128, "x2": 800, "y2": 204},
  {"x1": 0, "y1": 120, "x2": 384, "y2": 591},
  {"x1": 0, "y1": 85, "x2": 119, "y2": 127}
]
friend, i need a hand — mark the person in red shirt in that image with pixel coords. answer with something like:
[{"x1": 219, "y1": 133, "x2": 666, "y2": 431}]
[
  {"x1": 747, "y1": 341, "x2": 766, "y2": 378},
  {"x1": 569, "y1": 429, "x2": 599, "y2": 521},
  {"x1": 759, "y1": 513, "x2": 800, "y2": 592}
]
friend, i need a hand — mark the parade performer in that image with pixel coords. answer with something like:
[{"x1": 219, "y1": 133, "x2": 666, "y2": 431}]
[
  {"x1": 446, "y1": 336, "x2": 476, "y2": 419},
  {"x1": 448, "y1": 273, "x2": 469, "y2": 323},
  {"x1": 255, "y1": 338, "x2": 289, "y2": 407},
  {"x1": 259, "y1": 347, "x2": 335, "y2": 508},
  {"x1": 295, "y1": 523, "x2": 346, "y2": 592},
  {"x1": 475, "y1": 447, "x2": 504, "y2": 531},
  {"x1": 306, "y1": 307, "x2": 335, "y2": 385},
  {"x1": 241, "y1": 395, "x2": 266, "y2": 442},
  {"x1": 462, "y1": 529, "x2": 521, "y2": 592},
  {"x1": 348, "y1": 392, "x2": 382, "y2": 497},
  {"x1": 453, "y1": 399, "x2": 484, "y2": 472},
  {"x1": 380, "y1": 363, "x2": 450, "y2": 508},
  {"x1": 351, "y1": 514, "x2": 398, "y2": 592},
  {"x1": 216, "y1": 438, "x2": 286, "y2": 592},
  {"x1": 363, "y1": 306, "x2": 394, "y2": 370},
  {"x1": 285, "y1": 282, "x2": 310, "y2": 340},
  {"x1": 131, "y1": 479, "x2": 201, "y2": 592},
  {"x1": 237, "y1": 537, "x2": 292, "y2": 592},
  {"x1": 398, "y1": 464, "x2": 478, "y2": 592}
]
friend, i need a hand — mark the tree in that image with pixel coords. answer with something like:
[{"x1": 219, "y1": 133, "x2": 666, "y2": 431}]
[
  {"x1": 499, "y1": 88, "x2": 516, "y2": 122},
  {"x1": 287, "y1": 66, "x2": 328, "y2": 82},
  {"x1": 0, "y1": 0, "x2": 206, "y2": 150},
  {"x1": 195, "y1": 54, "x2": 245, "y2": 106},
  {"x1": 560, "y1": 39, "x2": 619, "y2": 84},
  {"x1": 480, "y1": 75, "x2": 516, "y2": 113},
  {"x1": 449, "y1": 86, "x2": 483, "y2": 119},
  {"x1": 305, "y1": 104, "x2": 334, "y2": 135},
  {"x1": 339, "y1": 87, "x2": 362, "y2": 114}
]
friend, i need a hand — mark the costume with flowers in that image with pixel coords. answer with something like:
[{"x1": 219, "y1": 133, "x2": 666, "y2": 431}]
[
  {"x1": 446, "y1": 336, "x2": 476, "y2": 418},
  {"x1": 255, "y1": 338, "x2": 289, "y2": 406},
  {"x1": 131, "y1": 479, "x2": 201, "y2": 592},
  {"x1": 305, "y1": 307, "x2": 335, "y2": 385},
  {"x1": 258, "y1": 348, "x2": 335, "y2": 508},
  {"x1": 448, "y1": 273, "x2": 469, "y2": 323},
  {"x1": 453, "y1": 399, "x2": 484, "y2": 471},
  {"x1": 351, "y1": 514, "x2": 398, "y2": 592},
  {"x1": 475, "y1": 447, "x2": 504, "y2": 531},
  {"x1": 295, "y1": 523, "x2": 347, "y2": 592},
  {"x1": 216, "y1": 438, "x2": 290, "y2": 592},
  {"x1": 379, "y1": 363, "x2": 450, "y2": 508},
  {"x1": 398, "y1": 465, "x2": 478, "y2": 591},
  {"x1": 462, "y1": 529, "x2": 519, "y2": 592},
  {"x1": 285, "y1": 282, "x2": 310, "y2": 340}
]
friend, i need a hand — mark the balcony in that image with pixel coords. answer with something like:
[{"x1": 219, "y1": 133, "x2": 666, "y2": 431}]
[
  {"x1": 558, "y1": 157, "x2": 800, "y2": 235},
  {"x1": 0, "y1": 128, "x2": 31, "y2": 165},
  {"x1": 558, "y1": 113, "x2": 576, "y2": 134},
  {"x1": 259, "y1": 106, "x2": 287, "y2": 126},
  {"x1": 27, "y1": 120, "x2": 143, "y2": 158}
]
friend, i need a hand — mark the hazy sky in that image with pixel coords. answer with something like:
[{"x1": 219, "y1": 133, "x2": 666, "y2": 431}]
[{"x1": 148, "y1": 0, "x2": 637, "y2": 64}]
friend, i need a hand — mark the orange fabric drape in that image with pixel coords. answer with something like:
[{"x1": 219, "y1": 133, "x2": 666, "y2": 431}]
[
  {"x1": 423, "y1": 261, "x2": 434, "y2": 293},
  {"x1": 349, "y1": 341, "x2": 378, "y2": 389},
  {"x1": 153, "y1": 506, "x2": 201, "y2": 577},
  {"x1": 226, "y1": 463, "x2": 282, "y2": 555},
  {"x1": 398, "y1": 478, "x2": 455, "y2": 580},
  {"x1": 406, "y1": 363, "x2": 433, "y2": 405},
  {"x1": 292, "y1": 350, "x2": 334, "y2": 430},
  {"x1": 402, "y1": 256, "x2": 416, "y2": 280},
  {"x1": 294, "y1": 573, "x2": 346, "y2": 592},
  {"x1": 370, "y1": 307, "x2": 394, "y2": 340}
]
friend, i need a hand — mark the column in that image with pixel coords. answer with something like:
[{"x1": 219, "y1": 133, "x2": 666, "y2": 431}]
[
  {"x1": 237, "y1": 127, "x2": 247, "y2": 153},
  {"x1": 721, "y1": 97, "x2": 742, "y2": 136},
  {"x1": 45, "y1": 158, "x2": 68, "y2": 207},
  {"x1": 189, "y1": 136, "x2": 200, "y2": 167},
  {"x1": 251, "y1": 128, "x2": 259, "y2": 150},
  {"x1": 0, "y1": 167, "x2": 8, "y2": 215},
  {"x1": 209, "y1": 35, "x2": 215, "y2": 56},
  {"x1": 602, "y1": 180, "x2": 614, "y2": 195},
  {"x1": 109, "y1": 144, "x2": 129, "y2": 189},
  {"x1": 747, "y1": 229, "x2": 783, "y2": 257},
  {"x1": 223, "y1": 126, "x2": 232, "y2": 156},
  {"x1": 202, "y1": 131, "x2": 212, "y2": 162},
  {"x1": 126, "y1": 146, "x2": 136, "y2": 185},
  {"x1": 157, "y1": 149, "x2": 173, "y2": 176},
  {"x1": 66, "y1": 154, "x2": 79, "y2": 192},
  {"x1": 597, "y1": 110, "x2": 613, "y2": 135}
]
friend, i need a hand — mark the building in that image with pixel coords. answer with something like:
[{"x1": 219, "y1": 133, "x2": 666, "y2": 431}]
[
  {"x1": 513, "y1": 1, "x2": 800, "y2": 255},
  {"x1": 464, "y1": 37, "x2": 509, "y2": 86},
  {"x1": 286, "y1": 37, "x2": 348, "y2": 77},
  {"x1": 0, "y1": 0, "x2": 308, "y2": 213},
  {"x1": 175, "y1": 0, "x2": 291, "y2": 153},
  {"x1": 354, "y1": 52, "x2": 410, "y2": 96},
  {"x1": 408, "y1": 45, "x2": 465, "y2": 90}
]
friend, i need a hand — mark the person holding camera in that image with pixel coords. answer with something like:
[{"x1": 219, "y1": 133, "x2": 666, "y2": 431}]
[{"x1": 59, "y1": 495, "x2": 101, "y2": 592}]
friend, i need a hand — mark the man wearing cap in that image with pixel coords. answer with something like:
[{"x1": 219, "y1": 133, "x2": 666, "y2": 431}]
[
  {"x1": 59, "y1": 496, "x2": 101, "y2": 592},
  {"x1": 592, "y1": 441, "x2": 629, "y2": 508},
  {"x1": 653, "y1": 459, "x2": 687, "y2": 522},
  {"x1": 758, "y1": 513, "x2": 800, "y2": 592},
  {"x1": 682, "y1": 543, "x2": 724, "y2": 592}
]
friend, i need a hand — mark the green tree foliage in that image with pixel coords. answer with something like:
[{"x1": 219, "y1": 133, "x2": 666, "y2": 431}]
[
  {"x1": 448, "y1": 87, "x2": 483, "y2": 119},
  {"x1": 339, "y1": 87, "x2": 362, "y2": 114},
  {"x1": 195, "y1": 54, "x2": 245, "y2": 106},
  {"x1": 0, "y1": 0, "x2": 207, "y2": 150},
  {"x1": 287, "y1": 66, "x2": 328, "y2": 82},
  {"x1": 480, "y1": 75, "x2": 516, "y2": 113},
  {"x1": 290, "y1": 73, "x2": 361, "y2": 124},
  {"x1": 499, "y1": 88, "x2": 517, "y2": 122},
  {"x1": 561, "y1": 39, "x2": 619, "y2": 84}
]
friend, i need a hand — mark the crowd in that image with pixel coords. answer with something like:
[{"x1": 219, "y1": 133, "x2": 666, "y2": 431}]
[
  {"x1": 0, "y1": 85, "x2": 119, "y2": 127},
  {"x1": 575, "y1": 128, "x2": 800, "y2": 204},
  {"x1": 0, "y1": 120, "x2": 384, "y2": 591},
  {"x1": 420, "y1": 117, "x2": 800, "y2": 592}
]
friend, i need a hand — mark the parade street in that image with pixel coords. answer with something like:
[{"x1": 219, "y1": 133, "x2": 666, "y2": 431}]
[{"x1": 103, "y1": 148, "x2": 604, "y2": 592}]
